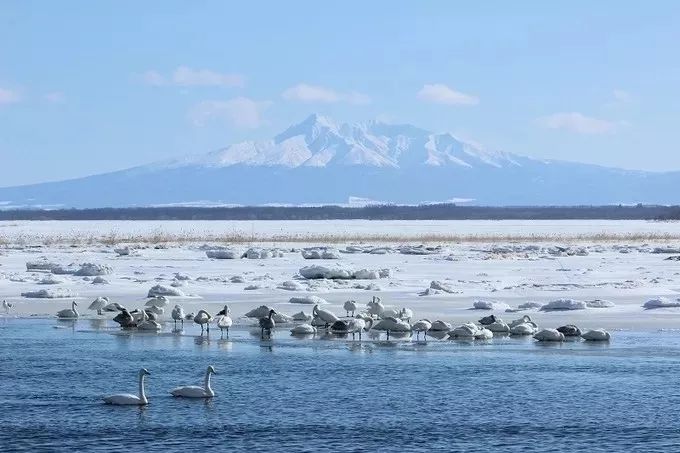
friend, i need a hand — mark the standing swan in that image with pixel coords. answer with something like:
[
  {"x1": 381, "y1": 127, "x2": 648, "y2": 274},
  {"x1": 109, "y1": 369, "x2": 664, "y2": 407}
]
[
  {"x1": 215, "y1": 305, "x2": 233, "y2": 339},
  {"x1": 412, "y1": 319, "x2": 432, "y2": 341},
  {"x1": 171, "y1": 365, "x2": 217, "y2": 398},
  {"x1": 194, "y1": 309, "x2": 212, "y2": 334},
  {"x1": 3, "y1": 300, "x2": 13, "y2": 314},
  {"x1": 343, "y1": 300, "x2": 357, "y2": 317},
  {"x1": 171, "y1": 305, "x2": 185, "y2": 328},
  {"x1": 57, "y1": 301, "x2": 79, "y2": 319},
  {"x1": 259, "y1": 309, "x2": 276, "y2": 339},
  {"x1": 312, "y1": 304, "x2": 338, "y2": 328},
  {"x1": 103, "y1": 368, "x2": 150, "y2": 405}
]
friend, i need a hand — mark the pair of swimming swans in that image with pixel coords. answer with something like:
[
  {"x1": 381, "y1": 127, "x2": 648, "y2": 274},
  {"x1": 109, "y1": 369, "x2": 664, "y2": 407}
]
[{"x1": 103, "y1": 366, "x2": 217, "y2": 405}]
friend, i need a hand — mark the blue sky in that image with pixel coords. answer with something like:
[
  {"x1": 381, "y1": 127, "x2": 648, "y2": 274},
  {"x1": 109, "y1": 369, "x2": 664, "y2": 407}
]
[{"x1": 1, "y1": 1, "x2": 679, "y2": 186}]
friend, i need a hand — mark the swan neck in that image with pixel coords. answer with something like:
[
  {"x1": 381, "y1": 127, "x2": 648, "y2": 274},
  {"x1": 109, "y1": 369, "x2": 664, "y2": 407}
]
[
  {"x1": 204, "y1": 370, "x2": 212, "y2": 392},
  {"x1": 139, "y1": 374, "x2": 147, "y2": 403}
]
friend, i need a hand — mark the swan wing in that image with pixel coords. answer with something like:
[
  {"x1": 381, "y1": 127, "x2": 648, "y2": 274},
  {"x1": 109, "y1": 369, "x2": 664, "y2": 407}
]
[
  {"x1": 103, "y1": 394, "x2": 142, "y2": 405},
  {"x1": 171, "y1": 386, "x2": 210, "y2": 398}
]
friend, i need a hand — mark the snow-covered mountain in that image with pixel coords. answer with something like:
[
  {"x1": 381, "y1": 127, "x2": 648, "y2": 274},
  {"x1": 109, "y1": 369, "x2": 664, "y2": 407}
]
[
  {"x1": 163, "y1": 113, "x2": 524, "y2": 170},
  {"x1": 1, "y1": 114, "x2": 679, "y2": 208}
]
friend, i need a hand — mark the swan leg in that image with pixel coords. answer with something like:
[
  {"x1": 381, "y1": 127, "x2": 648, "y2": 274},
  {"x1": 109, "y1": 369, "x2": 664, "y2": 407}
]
[
  {"x1": 261, "y1": 327, "x2": 264, "y2": 339},
  {"x1": 226, "y1": 326, "x2": 229, "y2": 339},
  {"x1": 387, "y1": 330, "x2": 390, "y2": 341}
]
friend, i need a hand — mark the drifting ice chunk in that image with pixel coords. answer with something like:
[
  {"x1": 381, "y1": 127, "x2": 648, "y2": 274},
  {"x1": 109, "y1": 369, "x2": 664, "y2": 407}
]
[
  {"x1": 147, "y1": 284, "x2": 185, "y2": 297},
  {"x1": 586, "y1": 299, "x2": 615, "y2": 308},
  {"x1": 245, "y1": 305, "x2": 273, "y2": 318},
  {"x1": 473, "y1": 300, "x2": 510, "y2": 310},
  {"x1": 21, "y1": 288, "x2": 77, "y2": 298},
  {"x1": 429, "y1": 280, "x2": 457, "y2": 293},
  {"x1": 206, "y1": 249, "x2": 239, "y2": 259},
  {"x1": 299, "y1": 265, "x2": 354, "y2": 280},
  {"x1": 289, "y1": 295, "x2": 328, "y2": 305},
  {"x1": 75, "y1": 263, "x2": 113, "y2": 276},
  {"x1": 301, "y1": 248, "x2": 341, "y2": 259},
  {"x1": 643, "y1": 297, "x2": 680, "y2": 309},
  {"x1": 540, "y1": 299, "x2": 587, "y2": 311},
  {"x1": 278, "y1": 280, "x2": 306, "y2": 291}
]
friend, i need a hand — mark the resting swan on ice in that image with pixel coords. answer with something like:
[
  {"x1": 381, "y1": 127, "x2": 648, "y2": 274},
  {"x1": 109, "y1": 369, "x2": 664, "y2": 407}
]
[
  {"x1": 171, "y1": 365, "x2": 217, "y2": 398},
  {"x1": 534, "y1": 329, "x2": 565, "y2": 342},
  {"x1": 171, "y1": 305, "x2": 185, "y2": 327},
  {"x1": 290, "y1": 324, "x2": 317, "y2": 335},
  {"x1": 103, "y1": 368, "x2": 150, "y2": 405},
  {"x1": 582, "y1": 329, "x2": 611, "y2": 341}
]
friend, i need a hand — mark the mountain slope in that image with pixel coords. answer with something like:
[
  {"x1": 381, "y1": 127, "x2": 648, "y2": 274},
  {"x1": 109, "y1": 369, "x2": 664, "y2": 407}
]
[{"x1": 0, "y1": 114, "x2": 677, "y2": 208}]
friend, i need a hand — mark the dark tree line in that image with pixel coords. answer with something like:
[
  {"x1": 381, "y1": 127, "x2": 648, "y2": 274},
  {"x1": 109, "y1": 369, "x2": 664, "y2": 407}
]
[{"x1": 1, "y1": 204, "x2": 679, "y2": 220}]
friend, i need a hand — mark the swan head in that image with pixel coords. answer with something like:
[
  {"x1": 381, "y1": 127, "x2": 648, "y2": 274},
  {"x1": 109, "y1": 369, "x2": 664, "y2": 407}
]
[
  {"x1": 224, "y1": 305, "x2": 230, "y2": 314},
  {"x1": 268, "y1": 309, "x2": 276, "y2": 316},
  {"x1": 312, "y1": 305, "x2": 319, "y2": 314},
  {"x1": 139, "y1": 368, "x2": 151, "y2": 376},
  {"x1": 72, "y1": 301, "x2": 78, "y2": 306},
  {"x1": 207, "y1": 365, "x2": 217, "y2": 374}
]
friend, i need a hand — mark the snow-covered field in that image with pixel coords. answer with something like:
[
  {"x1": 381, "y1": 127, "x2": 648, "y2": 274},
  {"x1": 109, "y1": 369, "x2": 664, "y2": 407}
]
[{"x1": 2, "y1": 220, "x2": 680, "y2": 330}]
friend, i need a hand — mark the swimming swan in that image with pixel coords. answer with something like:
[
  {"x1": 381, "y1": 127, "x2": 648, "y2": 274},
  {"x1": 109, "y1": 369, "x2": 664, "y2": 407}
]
[
  {"x1": 171, "y1": 365, "x2": 217, "y2": 398},
  {"x1": 103, "y1": 368, "x2": 150, "y2": 405},
  {"x1": 57, "y1": 301, "x2": 79, "y2": 319}
]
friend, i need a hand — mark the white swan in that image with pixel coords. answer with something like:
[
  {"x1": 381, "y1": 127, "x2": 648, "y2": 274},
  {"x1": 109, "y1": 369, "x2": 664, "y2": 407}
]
[
  {"x1": 348, "y1": 316, "x2": 372, "y2": 340},
  {"x1": 171, "y1": 304, "x2": 185, "y2": 327},
  {"x1": 582, "y1": 329, "x2": 611, "y2": 341},
  {"x1": 486, "y1": 320, "x2": 510, "y2": 333},
  {"x1": 171, "y1": 365, "x2": 216, "y2": 398},
  {"x1": 259, "y1": 309, "x2": 276, "y2": 339},
  {"x1": 510, "y1": 322, "x2": 537, "y2": 335},
  {"x1": 194, "y1": 309, "x2": 212, "y2": 334},
  {"x1": 103, "y1": 368, "x2": 150, "y2": 405},
  {"x1": 399, "y1": 307, "x2": 414, "y2": 322},
  {"x1": 57, "y1": 301, "x2": 79, "y2": 319},
  {"x1": 145, "y1": 296, "x2": 169, "y2": 308},
  {"x1": 534, "y1": 329, "x2": 565, "y2": 342},
  {"x1": 429, "y1": 320, "x2": 452, "y2": 332},
  {"x1": 449, "y1": 323, "x2": 480, "y2": 338},
  {"x1": 343, "y1": 300, "x2": 358, "y2": 317},
  {"x1": 138, "y1": 310, "x2": 161, "y2": 331},
  {"x1": 3, "y1": 300, "x2": 13, "y2": 314},
  {"x1": 146, "y1": 305, "x2": 164, "y2": 316},
  {"x1": 366, "y1": 296, "x2": 384, "y2": 318},
  {"x1": 103, "y1": 301, "x2": 125, "y2": 312},
  {"x1": 412, "y1": 319, "x2": 432, "y2": 340},
  {"x1": 215, "y1": 305, "x2": 233, "y2": 338},
  {"x1": 290, "y1": 324, "x2": 317, "y2": 335},
  {"x1": 509, "y1": 315, "x2": 536, "y2": 329},
  {"x1": 372, "y1": 317, "x2": 411, "y2": 340},
  {"x1": 312, "y1": 304, "x2": 339, "y2": 328},
  {"x1": 88, "y1": 297, "x2": 108, "y2": 315}
]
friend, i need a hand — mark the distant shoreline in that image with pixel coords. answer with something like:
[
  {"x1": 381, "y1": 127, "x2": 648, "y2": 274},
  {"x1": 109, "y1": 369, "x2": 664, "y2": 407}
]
[{"x1": 1, "y1": 204, "x2": 679, "y2": 221}]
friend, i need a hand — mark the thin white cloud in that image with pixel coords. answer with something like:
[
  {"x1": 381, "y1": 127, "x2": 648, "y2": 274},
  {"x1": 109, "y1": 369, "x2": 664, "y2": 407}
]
[
  {"x1": 281, "y1": 83, "x2": 371, "y2": 104},
  {"x1": 188, "y1": 97, "x2": 270, "y2": 129},
  {"x1": 612, "y1": 89, "x2": 632, "y2": 103},
  {"x1": 536, "y1": 112, "x2": 618, "y2": 135},
  {"x1": 143, "y1": 66, "x2": 244, "y2": 88},
  {"x1": 417, "y1": 83, "x2": 479, "y2": 106},
  {"x1": 45, "y1": 91, "x2": 66, "y2": 103},
  {"x1": 0, "y1": 87, "x2": 20, "y2": 105}
]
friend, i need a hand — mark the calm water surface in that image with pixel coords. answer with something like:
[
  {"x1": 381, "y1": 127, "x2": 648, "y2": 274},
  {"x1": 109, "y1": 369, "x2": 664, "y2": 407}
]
[{"x1": 1, "y1": 318, "x2": 680, "y2": 452}]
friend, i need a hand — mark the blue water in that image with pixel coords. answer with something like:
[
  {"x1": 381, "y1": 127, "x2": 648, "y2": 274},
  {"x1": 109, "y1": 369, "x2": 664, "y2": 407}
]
[{"x1": 1, "y1": 319, "x2": 680, "y2": 452}]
